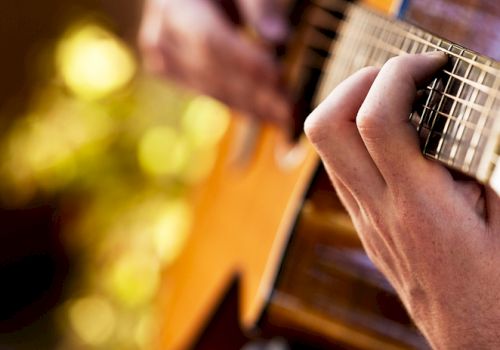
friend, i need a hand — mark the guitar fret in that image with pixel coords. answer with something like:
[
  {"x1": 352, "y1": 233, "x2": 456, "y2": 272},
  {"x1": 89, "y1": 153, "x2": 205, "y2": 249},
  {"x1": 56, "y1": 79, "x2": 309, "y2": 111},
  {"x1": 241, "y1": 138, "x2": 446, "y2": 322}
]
[
  {"x1": 420, "y1": 33, "x2": 432, "y2": 53},
  {"x1": 371, "y1": 16, "x2": 387, "y2": 65},
  {"x1": 412, "y1": 127, "x2": 486, "y2": 145},
  {"x1": 451, "y1": 59, "x2": 488, "y2": 172},
  {"x1": 438, "y1": 89, "x2": 488, "y2": 114},
  {"x1": 447, "y1": 56, "x2": 476, "y2": 167},
  {"x1": 413, "y1": 52, "x2": 441, "y2": 135},
  {"x1": 433, "y1": 45, "x2": 462, "y2": 163},
  {"x1": 442, "y1": 70, "x2": 499, "y2": 95},
  {"x1": 313, "y1": 3, "x2": 499, "y2": 185},
  {"x1": 418, "y1": 105, "x2": 489, "y2": 134},
  {"x1": 477, "y1": 92, "x2": 500, "y2": 182},
  {"x1": 401, "y1": 31, "x2": 412, "y2": 53},
  {"x1": 465, "y1": 69, "x2": 499, "y2": 172},
  {"x1": 389, "y1": 22, "x2": 499, "y2": 74},
  {"x1": 347, "y1": 9, "x2": 368, "y2": 73},
  {"x1": 307, "y1": 5, "x2": 343, "y2": 30},
  {"x1": 337, "y1": 19, "x2": 498, "y2": 97},
  {"x1": 423, "y1": 43, "x2": 458, "y2": 159},
  {"x1": 362, "y1": 12, "x2": 378, "y2": 67},
  {"x1": 306, "y1": 27, "x2": 336, "y2": 51},
  {"x1": 340, "y1": 10, "x2": 358, "y2": 82},
  {"x1": 336, "y1": 25, "x2": 402, "y2": 59},
  {"x1": 359, "y1": 9, "x2": 379, "y2": 67},
  {"x1": 381, "y1": 18, "x2": 396, "y2": 62},
  {"x1": 361, "y1": 20, "x2": 377, "y2": 67},
  {"x1": 303, "y1": 48, "x2": 330, "y2": 70},
  {"x1": 415, "y1": 77, "x2": 440, "y2": 133}
]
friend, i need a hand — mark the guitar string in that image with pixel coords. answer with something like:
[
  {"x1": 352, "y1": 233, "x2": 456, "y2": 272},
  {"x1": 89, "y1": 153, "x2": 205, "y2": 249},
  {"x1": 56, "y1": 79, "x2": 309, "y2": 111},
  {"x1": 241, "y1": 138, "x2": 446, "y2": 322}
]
[
  {"x1": 464, "y1": 69, "x2": 500, "y2": 171},
  {"x1": 349, "y1": 6, "x2": 499, "y2": 173},
  {"x1": 298, "y1": 0, "x2": 500, "y2": 180},
  {"x1": 361, "y1": 6, "x2": 500, "y2": 74},
  {"x1": 301, "y1": 1, "x2": 498, "y2": 174},
  {"x1": 304, "y1": 4, "x2": 499, "y2": 107},
  {"x1": 306, "y1": 4, "x2": 500, "y2": 93},
  {"x1": 447, "y1": 57, "x2": 490, "y2": 169},
  {"x1": 307, "y1": 8, "x2": 498, "y2": 112},
  {"x1": 441, "y1": 54, "x2": 477, "y2": 167},
  {"x1": 334, "y1": 25, "x2": 499, "y2": 96},
  {"x1": 364, "y1": 7, "x2": 499, "y2": 172},
  {"x1": 314, "y1": 34, "x2": 494, "y2": 136},
  {"x1": 350, "y1": 7, "x2": 498, "y2": 174},
  {"x1": 345, "y1": 2, "x2": 499, "y2": 74},
  {"x1": 427, "y1": 45, "x2": 464, "y2": 163},
  {"x1": 417, "y1": 106, "x2": 490, "y2": 138},
  {"x1": 303, "y1": 20, "x2": 499, "y2": 108},
  {"x1": 353, "y1": 24, "x2": 498, "y2": 139}
]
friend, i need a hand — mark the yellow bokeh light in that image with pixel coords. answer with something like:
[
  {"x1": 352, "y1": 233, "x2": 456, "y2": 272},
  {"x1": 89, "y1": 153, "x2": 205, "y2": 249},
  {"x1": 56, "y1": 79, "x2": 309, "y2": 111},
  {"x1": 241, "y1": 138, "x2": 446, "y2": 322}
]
[
  {"x1": 68, "y1": 296, "x2": 116, "y2": 346},
  {"x1": 7, "y1": 117, "x2": 77, "y2": 192},
  {"x1": 182, "y1": 95, "x2": 231, "y2": 147},
  {"x1": 154, "y1": 200, "x2": 192, "y2": 265},
  {"x1": 105, "y1": 253, "x2": 161, "y2": 308},
  {"x1": 134, "y1": 313, "x2": 155, "y2": 348},
  {"x1": 2, "y1": 97, "x2": 114, "y2": 195},
  {"x1": 57, "y1": 24, "x2": 136, "y2": 100},
  {"x1": 137, "y1": 126, "x2": 190, "y2": 177}
]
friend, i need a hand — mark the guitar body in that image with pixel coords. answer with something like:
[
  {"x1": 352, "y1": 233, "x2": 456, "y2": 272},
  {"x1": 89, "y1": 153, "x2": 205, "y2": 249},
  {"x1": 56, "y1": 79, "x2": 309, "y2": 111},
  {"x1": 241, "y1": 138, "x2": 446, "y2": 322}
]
[{"x1": 156, "y1": 1, "x2": 499, "y2": 349}]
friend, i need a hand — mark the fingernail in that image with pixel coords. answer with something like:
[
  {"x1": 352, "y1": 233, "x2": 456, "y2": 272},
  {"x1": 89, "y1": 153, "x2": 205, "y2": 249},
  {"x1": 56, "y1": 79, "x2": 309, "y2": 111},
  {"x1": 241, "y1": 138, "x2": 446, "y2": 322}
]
[
  {"x1": 424, "y1": 51, "x2": 448, "y2": 60},
  {"x1": 259, "y1": 16, "x2": 289, "y2": 43}
]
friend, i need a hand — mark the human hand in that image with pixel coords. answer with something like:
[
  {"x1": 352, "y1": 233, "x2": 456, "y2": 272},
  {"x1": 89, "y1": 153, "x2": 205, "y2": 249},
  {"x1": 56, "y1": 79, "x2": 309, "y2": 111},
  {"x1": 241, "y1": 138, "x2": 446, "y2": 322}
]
[
  {"x1": 304, "y1": 53, "x2": 500, "y2": 349},
  {"x1": 139, "y1": 0, "x2": 291, "y2": 126}
]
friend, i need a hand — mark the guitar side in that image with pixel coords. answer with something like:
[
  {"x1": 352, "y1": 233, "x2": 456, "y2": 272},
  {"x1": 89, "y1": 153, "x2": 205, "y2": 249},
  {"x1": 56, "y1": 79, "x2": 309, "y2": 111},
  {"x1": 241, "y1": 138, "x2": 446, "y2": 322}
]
[{"x1": 155, "y1": 119, "x2": 319, "y2": 349}]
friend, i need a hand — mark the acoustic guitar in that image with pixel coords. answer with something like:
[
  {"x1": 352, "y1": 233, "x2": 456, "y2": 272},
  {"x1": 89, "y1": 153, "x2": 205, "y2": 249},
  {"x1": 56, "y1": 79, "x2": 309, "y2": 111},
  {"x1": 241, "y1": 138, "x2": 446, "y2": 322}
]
[{"x1": 156, "y1": 0, "x2": 500, "y2": 349}]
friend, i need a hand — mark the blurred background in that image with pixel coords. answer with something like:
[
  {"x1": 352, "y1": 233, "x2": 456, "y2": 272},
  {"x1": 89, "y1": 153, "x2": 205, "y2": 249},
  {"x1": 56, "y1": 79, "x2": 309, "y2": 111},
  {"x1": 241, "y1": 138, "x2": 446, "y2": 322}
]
[
  {"x1": 3, "y1": 1, "x2": 498, "y2": 349},
  {"x1": 0, "y1": 1, "x2": 232, "y2": 348}
]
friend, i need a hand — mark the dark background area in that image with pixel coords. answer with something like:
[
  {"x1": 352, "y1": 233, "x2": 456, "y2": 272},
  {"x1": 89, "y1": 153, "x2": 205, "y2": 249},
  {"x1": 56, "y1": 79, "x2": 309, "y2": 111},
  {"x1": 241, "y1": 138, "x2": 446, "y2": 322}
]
[
  {"x1": 0, "y1": 0, "x2": 143, "y2": 128},
  {"x1": 0, "y1": 1, "x2": 141, "y2": 348}
]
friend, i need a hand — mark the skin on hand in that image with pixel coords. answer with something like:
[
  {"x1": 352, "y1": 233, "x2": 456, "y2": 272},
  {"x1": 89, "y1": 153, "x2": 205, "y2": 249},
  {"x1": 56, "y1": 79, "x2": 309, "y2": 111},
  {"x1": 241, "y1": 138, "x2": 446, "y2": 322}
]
[
  {"x1": 138, "y1": 0, "x2": 291, "y2": 126},
  {"x1": 305, "y1": 53, "x2": 500, "y2": 349}
]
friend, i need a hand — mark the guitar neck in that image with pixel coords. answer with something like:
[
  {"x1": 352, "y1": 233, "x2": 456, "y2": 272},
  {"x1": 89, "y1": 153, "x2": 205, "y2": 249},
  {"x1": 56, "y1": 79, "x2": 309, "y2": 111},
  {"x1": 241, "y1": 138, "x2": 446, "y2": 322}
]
[{"x1": 314, "y1": 2, "x2": 500, "y2": 186}]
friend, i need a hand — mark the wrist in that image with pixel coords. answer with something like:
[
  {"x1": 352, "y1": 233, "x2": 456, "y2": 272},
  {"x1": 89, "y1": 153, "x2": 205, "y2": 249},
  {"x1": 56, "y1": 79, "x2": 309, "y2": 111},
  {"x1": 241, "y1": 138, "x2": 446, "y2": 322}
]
[{"x1": 411, "y1": 299, "x2": 500, "y2": 349}]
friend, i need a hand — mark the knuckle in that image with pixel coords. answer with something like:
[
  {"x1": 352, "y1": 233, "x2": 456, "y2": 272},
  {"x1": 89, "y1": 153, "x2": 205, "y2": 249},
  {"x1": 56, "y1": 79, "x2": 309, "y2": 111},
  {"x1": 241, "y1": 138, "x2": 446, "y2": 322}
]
[
  {"x1": 303, "y1": 112, "x2": 326, "y2": 144},
  {"x1": 304, "y1": 110, "x2": 341, "y2": 146},
  {"x1": 383, "y1": 55, "x2": 408, "y2": 75},
  {"x1": 381, "y1": 56, "x2": 415, "y2": 88},
  {"x1": 305, "y1": 94, "x2": 353, "y2": 145},
  {"x1": 356, "y1": 109, "x2": 382, "y2": 138}
]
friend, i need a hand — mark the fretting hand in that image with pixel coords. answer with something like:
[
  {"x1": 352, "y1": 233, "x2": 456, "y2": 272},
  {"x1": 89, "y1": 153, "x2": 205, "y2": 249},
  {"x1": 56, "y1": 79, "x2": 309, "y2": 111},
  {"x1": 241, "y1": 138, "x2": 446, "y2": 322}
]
[
  {"x1": 139, "y1": 0, "x2": 291, "y2": 126},
  {"x1": 304, "y1": 52, "x2": 500, "y2": 349}
]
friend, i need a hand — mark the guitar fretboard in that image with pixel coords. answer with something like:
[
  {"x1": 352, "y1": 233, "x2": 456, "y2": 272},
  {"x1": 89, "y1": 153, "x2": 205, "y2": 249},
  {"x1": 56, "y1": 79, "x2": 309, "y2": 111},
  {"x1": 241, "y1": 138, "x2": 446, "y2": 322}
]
[{"x1": 310, "y1": 1, "x2": 500, "y2": 184}]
